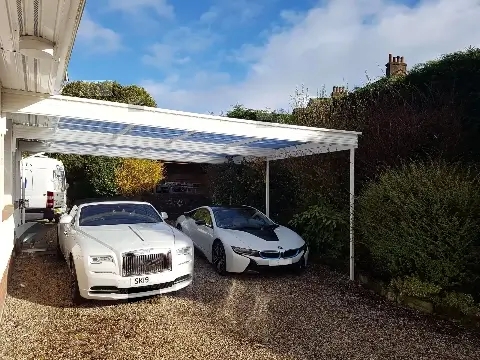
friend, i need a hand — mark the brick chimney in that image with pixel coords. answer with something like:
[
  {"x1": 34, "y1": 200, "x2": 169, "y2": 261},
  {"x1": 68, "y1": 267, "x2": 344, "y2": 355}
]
[
  {"x1": 331, "y1": 86, "x2": 346, "y2": 98},
  {"x1": 385, "y1": 54, "x2": 407, "y2": 77}
]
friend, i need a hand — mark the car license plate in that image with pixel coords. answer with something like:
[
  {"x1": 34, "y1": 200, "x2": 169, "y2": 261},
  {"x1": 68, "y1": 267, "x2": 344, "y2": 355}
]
[
  {"x1": 268, "y1": 258, "x2": 292, "y2": 266},
  {"x1": 131, "y1": 276, "x2": 150, "y2": 286}
]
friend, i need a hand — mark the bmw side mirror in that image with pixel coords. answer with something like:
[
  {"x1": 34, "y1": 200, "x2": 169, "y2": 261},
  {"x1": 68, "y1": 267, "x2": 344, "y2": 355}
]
[{"x1": 161, "y1": 212, "x2": 168, "y2": 220}]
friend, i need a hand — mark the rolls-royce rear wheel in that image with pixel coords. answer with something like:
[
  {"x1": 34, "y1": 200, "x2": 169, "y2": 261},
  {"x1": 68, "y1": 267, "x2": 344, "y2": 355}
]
[
  {"x1": 55, "y1": 229, "x2": 63, "y2": 261},
  {"x1": 70, "y1": 261, "x2": 85, "y2": 305}
]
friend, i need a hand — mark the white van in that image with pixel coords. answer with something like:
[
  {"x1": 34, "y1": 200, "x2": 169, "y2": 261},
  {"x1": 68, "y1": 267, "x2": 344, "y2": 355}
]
[{"x1": 21, "y1": 153, "x2": 68, "y2": 222}]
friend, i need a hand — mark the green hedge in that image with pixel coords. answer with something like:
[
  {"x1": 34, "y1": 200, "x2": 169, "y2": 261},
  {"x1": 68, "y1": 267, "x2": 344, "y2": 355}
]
[
  {"x1": 289, "y1": 200, "x2": 349, "y2": 261},
  {"x1": 357, "y1": 161, "x2": 480, "y2": 298}
]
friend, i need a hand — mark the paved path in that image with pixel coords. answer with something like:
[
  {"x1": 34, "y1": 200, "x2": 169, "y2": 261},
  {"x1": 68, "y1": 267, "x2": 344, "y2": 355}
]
[{"x1": 1, "y1": 225, "x2": 479, "y2": 360}]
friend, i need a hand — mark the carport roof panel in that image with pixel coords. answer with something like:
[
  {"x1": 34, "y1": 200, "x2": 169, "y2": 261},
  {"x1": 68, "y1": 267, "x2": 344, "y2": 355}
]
[{"x1": 57, "y1": 118, "x2": 307, "y2": 149}]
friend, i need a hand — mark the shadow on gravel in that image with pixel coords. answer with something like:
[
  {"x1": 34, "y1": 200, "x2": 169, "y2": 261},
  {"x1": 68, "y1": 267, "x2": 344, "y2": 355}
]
[{"x1": 7, "y1": 226, "x2": 480, "y2": 359}]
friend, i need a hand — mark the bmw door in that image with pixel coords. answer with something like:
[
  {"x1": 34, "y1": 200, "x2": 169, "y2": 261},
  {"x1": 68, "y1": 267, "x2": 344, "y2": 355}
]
[{"x1": 193, "y1": 208, "x2": 215, "y2": 259}]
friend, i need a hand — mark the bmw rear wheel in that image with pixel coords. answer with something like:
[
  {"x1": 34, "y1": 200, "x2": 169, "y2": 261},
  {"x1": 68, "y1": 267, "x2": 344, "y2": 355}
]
[{"x1": 212, "y1": 240, "x2": 227, "y2": 276}]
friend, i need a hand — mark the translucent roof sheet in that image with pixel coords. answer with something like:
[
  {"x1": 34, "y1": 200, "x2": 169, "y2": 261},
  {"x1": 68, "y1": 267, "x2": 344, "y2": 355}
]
[{"x1": 3, "y1": 91, "x2": 361, "y2": 163}]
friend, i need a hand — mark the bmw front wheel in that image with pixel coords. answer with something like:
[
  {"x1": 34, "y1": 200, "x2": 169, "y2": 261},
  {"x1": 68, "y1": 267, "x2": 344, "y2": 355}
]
[{"x1": 212, "y1": 240, "x2": 227, "y2": 276}]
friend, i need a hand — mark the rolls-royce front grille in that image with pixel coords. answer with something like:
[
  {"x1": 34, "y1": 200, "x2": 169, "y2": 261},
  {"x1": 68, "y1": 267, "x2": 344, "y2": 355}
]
[{"x1": 122, "y1": 251, "x2": 172, "y2": 277}]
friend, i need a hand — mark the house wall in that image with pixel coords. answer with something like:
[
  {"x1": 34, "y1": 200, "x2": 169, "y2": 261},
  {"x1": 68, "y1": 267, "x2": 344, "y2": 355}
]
[
  {"x1": 0, "y1": 86, "x2": 15, "y2": 323},
  {"x1": 0, "y1": 95, "x2": 20, "y2": 323}
]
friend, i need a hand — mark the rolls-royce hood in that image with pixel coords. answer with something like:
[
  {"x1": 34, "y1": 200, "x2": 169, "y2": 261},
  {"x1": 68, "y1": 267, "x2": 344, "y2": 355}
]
[
  {"x1": 218, "y1": 225, "x2": 305, "y2": 251},
  {"x1": 79, "y1": 223, "x2": 176, "y2": 253}
]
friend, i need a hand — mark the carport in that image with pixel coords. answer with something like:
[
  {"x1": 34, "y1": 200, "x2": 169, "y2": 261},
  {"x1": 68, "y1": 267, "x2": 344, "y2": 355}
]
[
  {"x1": 2, "y1": 90, "x2": 360, "y2": 280},
  {"x1": 0, "y1": 0, "x2": 360, "y2": 302}
]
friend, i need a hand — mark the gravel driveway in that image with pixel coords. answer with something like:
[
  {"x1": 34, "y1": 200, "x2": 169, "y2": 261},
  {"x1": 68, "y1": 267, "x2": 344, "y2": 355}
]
[{"x1": 0, "y1": 225, "x2": 479, "y2": 360}]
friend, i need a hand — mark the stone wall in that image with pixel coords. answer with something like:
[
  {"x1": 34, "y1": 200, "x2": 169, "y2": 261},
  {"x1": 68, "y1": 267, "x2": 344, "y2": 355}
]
[{"x1": 356, "y1": 272, "x2": 480, "y2": 327}]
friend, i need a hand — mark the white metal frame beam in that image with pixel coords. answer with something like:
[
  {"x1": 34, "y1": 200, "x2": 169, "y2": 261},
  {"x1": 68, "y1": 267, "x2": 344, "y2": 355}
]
[{"x1": 1, "y1": 89, "x2": 360, "y2": 146}]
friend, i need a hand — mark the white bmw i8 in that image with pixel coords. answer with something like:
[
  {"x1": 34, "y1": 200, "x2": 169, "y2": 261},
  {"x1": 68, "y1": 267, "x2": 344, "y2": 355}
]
[{"x1": 175, "y1": 205, "x2": 309, "y2": 275}]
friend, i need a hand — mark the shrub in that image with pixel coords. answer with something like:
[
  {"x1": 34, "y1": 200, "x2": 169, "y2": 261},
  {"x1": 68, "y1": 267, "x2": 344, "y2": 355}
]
[
  {"x1": 84, "y1": 156, "x2": 121, "y2": 198},
  {"x1": 357, "y1": 160, "x2": 480, "y2": 294},
  {"x1": 289, "y1": 200, "x2": 348, "y2": 259},
  {"x1": 436, "y1": 291, "x2": 479, "y2": 316},
  {"x1": 115, "y1": 159, "x2": 165, "y2": 196},
  {"x1": 206, "y1": 158, "x2": 299, "y2": 225},
  {"x1": 389, "y1": 276, "x2": 442, "y2": 299}
]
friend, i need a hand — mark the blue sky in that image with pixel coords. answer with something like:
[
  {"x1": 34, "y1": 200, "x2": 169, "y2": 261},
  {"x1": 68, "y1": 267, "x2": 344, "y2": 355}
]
[{"x1": 68, "y1": 0, "x2": 480, "y2": 114}]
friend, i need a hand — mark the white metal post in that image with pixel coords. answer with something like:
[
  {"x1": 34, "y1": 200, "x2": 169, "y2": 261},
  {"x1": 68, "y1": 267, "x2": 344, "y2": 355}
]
[
  {"x1": 13, "y1": 148, "x2": 21, "y2": 229},
  {"x1": 265, "y1": 160, "x2": 270, "y2": 217},
  {"x1": 21, "y1": 156, "x2": 25, "y2": 225},
  {"x1": 349, "y1": 148, "x2": 355, "y2": 281}
]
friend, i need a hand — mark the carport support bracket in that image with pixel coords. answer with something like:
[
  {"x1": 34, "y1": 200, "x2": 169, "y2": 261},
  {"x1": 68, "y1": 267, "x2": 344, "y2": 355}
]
[
  {"x1": 265, "y1": 159, "x2": 270, "y2": 217},
  {"x1": 349, "y1": 148, "x2": 355, "y2": 281}
]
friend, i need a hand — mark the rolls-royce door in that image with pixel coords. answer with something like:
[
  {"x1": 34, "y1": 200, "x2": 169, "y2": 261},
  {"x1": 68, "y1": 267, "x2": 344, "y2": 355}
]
[{"x1": 58, "y1": 206, "x2": 77, "y2": 257}]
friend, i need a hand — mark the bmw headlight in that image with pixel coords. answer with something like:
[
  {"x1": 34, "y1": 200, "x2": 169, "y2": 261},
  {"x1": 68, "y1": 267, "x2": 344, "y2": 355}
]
[
  {"x1": 231, "y1": 246, "x2": 260, "y2": 257},
  {"x1": 89, "y1": 255, "x2": 114, "y2": 264},
  {"x1": 300, "y1": 243, "x2": 308, "y2": 253},
  {"x1": 176, "y1": 246, "x2": 192, "y2": 255}
]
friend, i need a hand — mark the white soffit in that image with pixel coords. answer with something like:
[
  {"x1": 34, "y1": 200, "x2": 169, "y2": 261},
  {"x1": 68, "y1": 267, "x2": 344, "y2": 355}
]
[{"x1": 0, "y1": 0, "x2": 85, "y2": 94}]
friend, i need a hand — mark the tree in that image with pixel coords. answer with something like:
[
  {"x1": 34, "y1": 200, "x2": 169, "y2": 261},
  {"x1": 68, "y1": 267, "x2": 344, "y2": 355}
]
[
  {"x1": 61, "y1": 81, "x2": 157, "y2": 107},
  {"x1": 50, "y1": 81, "x2": 159, "y2": 201},
  {"x1": 226, "y1": 104, "x2": 292, "y2": 123},
  {"x1": 116, "y1": 159, "x2": 165, "y2": 196}
]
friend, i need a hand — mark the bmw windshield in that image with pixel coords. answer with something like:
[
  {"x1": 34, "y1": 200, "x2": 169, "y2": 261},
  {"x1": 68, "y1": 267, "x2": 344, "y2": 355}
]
[
  {"x1": 213, "y1": 207, "x2": 277, "y2": 230},
  {"x1": 78, "y1": 203, "x2": 163, "y2": 226}
]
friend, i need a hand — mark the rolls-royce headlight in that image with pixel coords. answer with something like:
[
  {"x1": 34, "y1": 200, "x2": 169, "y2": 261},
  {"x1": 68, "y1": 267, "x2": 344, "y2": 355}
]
[
  {"x1": 176, "y1": 246, "x2": 192, "y2": 255},
  {"x1": 89, "y1": 255, "x2": 114, "y2": 264}
]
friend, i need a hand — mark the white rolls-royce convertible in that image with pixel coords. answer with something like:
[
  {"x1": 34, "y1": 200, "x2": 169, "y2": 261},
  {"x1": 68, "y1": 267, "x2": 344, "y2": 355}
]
[
  {"x1": 175, "y1": 205, "x2": 309, "y2": 275},
  {"x1": 57, "y1": 200, "x2": 194, "y2": 304}
]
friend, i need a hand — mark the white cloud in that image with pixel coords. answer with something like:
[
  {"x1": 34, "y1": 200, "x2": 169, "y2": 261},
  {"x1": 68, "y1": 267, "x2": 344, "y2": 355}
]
[
  {"x1": 106, "y1": 0, "x2": 174, "y2": 19},
  {"x1": 199, "y1": 8, "x2": 219, "y2": 24},
  {"x1": 199, "y1": 0, "x2": 264, "y2": 26},
  {"x1": 143, "y1": 0, "x2": 480, "y2": 114},
  {"x1": 77, "y1": 12, "x2": 123, "y2": 53},
  {"x1": 142, "y1": 27, "x2": 220, "y2": 69}
]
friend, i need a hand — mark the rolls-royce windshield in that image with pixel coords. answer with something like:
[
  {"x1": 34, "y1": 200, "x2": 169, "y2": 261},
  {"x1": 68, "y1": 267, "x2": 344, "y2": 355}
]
[{"x1": 78, "y1": 203, "x2": 163, "y2": 226}]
